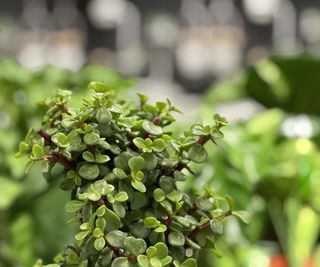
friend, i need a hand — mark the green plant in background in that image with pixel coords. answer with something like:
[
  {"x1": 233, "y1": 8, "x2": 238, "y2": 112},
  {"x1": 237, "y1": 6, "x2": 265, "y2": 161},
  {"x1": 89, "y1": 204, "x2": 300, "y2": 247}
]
[
  {"x1": 17, "y1": 83, "x2": 249, "y2": 266},
  {"x1": 195, "y1": 55, "x2": 320, "y2": 267},
  {"x1": 0, "y1": 59, "x2": 135, "y2": 267}
]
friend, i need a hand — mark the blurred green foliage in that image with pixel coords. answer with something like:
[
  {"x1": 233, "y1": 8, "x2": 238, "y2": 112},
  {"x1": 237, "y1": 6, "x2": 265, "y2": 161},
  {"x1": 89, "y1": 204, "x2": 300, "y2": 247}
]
[
  {"x1": 3, "y1": 55, "x2": 320, "y2": 267},
  {"x1": 195, "y1": 56, "x2": 320, "y2": 267},
  {"x1": 0, "y1": 59, "x2": 135, "y2": 267}
]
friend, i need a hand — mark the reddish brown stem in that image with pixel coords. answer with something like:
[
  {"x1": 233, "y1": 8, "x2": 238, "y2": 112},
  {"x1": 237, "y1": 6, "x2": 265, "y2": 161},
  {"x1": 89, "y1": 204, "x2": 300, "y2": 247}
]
[
  {"x1": 197, "y1": 134, "x2": 211, "y2": 145},
  {"x1": 141, "y1": 132, "x2": 149, "y2": 139},
  {"x1": 162, "y1": 215, "x2": 173, "y2": 226},
  {"x1": 88, "y1": 145, "x2": 96, "y2": 156},
  {"x1": 153, "y1": 116, "x2": 161, "y2": 125},
  {"x1": 37, "y1": 129, "x2": 53, "y2": 146},
  {"x1": 188, "y1": 203, "x2": 198, "y2": 214},
  {"x1": 60, "y1": 105, "x2": 71, "y2": 115},
  {"x1": 97, "y1": 198, "x2": 105, "y2": 206},
  {"x1": 46, "y1": 153, "x2": 76, "y2": 170},
  {"x1": 188, "y1": 210, "x2": 233, "y2": 241}
]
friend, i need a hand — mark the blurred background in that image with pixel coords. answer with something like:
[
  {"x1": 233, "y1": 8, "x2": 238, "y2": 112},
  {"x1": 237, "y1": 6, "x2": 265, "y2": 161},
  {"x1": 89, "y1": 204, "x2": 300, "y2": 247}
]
[
  {"x1": 1, "y1": 0, "x2": 320, "y2": 267},
  {"x1": 1, "y1": 0, "x2": 320, "y2": 103}
]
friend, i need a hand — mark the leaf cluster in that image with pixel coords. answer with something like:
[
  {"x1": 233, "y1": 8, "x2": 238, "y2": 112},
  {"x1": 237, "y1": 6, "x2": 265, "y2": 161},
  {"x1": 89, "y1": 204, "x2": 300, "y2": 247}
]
[{"x1": 18, "y1": 82, "x2": 249, "y2": 267}]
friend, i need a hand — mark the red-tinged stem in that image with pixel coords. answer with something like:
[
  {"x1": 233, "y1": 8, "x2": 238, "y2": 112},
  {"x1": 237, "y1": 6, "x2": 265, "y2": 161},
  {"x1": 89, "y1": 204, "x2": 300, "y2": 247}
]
[
  {"x1": 162, "y1": 215, "x2": 173, "y2": 226},
  {"x1": 97, "y1": 198, "x2": 105, "y2": 206},
  {"x1": 37, "y1": 129, "x2": 53, "y2": 146},
  {"x1": 197, "y1": 134, "x2": 211, "y2": 145},
  {"x1": 188, "y1": 203, "x2": 198, "y2": 214},
  {"x1": 60, "y1": 105, "x2": 71, "y2": 115},
  {"x1": 188, "y1": 210, "x2": 233, "y2": 241},
  {"x1": 46, "y1": 153, "x2": 76, "y2": 170},
  {"x1": 153, "y1": 116, "x2": 161, "y2": 125}
]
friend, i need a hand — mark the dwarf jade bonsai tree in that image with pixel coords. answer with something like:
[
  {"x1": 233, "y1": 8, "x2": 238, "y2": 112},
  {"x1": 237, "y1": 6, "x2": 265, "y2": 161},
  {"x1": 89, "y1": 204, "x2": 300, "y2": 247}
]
[{"x1": 17, "y1": 82, "x2": 250, "y2": 267}]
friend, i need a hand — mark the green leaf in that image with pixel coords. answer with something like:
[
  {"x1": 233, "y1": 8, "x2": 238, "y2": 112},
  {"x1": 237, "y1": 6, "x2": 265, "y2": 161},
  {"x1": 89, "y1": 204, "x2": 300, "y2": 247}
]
[
  {"x1": 181, "y1": 258, "x2": 197, "y2": 267},
  {"x1": 142, "y1": 153, "x2": 157, "y2": 170},
  {"x1": 96, "y1": 205, "x2": 106, "y2": 217},
  {"x1": 61, "y1": 116, "x2": 77, "y2": 128},
  {"x1": 131, "y1": 192, "x2": 148, "y2": 209},
  {"x1": 32, "y1": 144, "x2": 45, "y2": 159},
  {"x1": 168, "y1": 232, "x2": 185, "y2": 247},
  {"x1": 137, "y1": 255, "x2": 149, "y2": 267},
  {"x1": 138, "y1": 93, "x2": 149, "y2": 105},
  {"x1": 150, "y1": 258, "x2": 162, "y2": 267},
  {"x1": 154, "y1": 242, "x2": 169, "y2": 258},
  {"x1": 105, "y1": 207, "x2": 121, "y2": 231},
  {"x1": 186, "y1": 238, "x2": 201, "y2": 250},
  {"x1": 67, "y1": 129, "x2": 82, "y2": 146},
  {"x1": 133, "y1": 137, "x2": 148, "y2": 151},
  {"x1": 113, "y1": 168, "x2": 127, "y2": 179},
  {"x1": 129, "y1": 223, "x2": 150, "y2": 238},
  {"x1": 79, "y1": 164, "x2": 100, "y2": 180},
  {"x1": 213, "y1": 113, "x2": 227, "y2": 125},
  {"x1": 93, "y1": 180, "x2": 114, "y2": 195},
  {"x1": 225, "y1": 195, "x2": 235, "y2": 211},
  {"x1": 146, "y1": 246, "x2": 157, "y2": 257},
  {"x1": 128, "y1": 156, "x2": 145, "y2": 172},
  {"x1": 131, "y1": 179, "x2": 146, "y2": 193},
  {"x1": 191, "y1": 125, "x2": 205, "y2": 136},
  {"x1": 106, "y1": 230, "x2": 126, "y2": 248},
  {"x1": 188, "y1": 144, "x2": 208, "y2": 163},
  {"x1": 114, "y1": 191, "x2": 128, "y2": 202},
  {"x1": 94, "y1": 236, "x2": 106, "y2": 251},
  {"x1": 93, "y1": 227, "x2": 103, "y2": 238},
  {"x1": 75, "y1": 230, "x2": 90, "y2": 241},
  {"x1": 142, "y1": 121, "x2": 163, "y2": 135},
  {"x1": 232, "y1": 211, "x2": 252, "y2": 224},
  {"x1": 134, "y1": 170, "x2": 144, "y2": 180},
  {"x1": 195, "y1": 197, "x2": 213, "y2": 211},
  {"x1": 154, "y1": 224, "x2": 167, "y2": 233},
  {"x1": 124, "y1": 236, "x2": 147, "y2": 256},
  {"x1": 84, "y1": 132, "x2": 100, "y2": 145},
  {"x1": 111, "y1": 257, "x2": 131, "y2": 267},
  {"x1": 166, "y1": 190, "x2": 183, "y2": 202},
  {"x1": 112, "y1": 201, "x2": 126, "y2": 218},
  {"x1": 96, "y1": 107, "x2": 112, "y2": 124},
  {"x1": 144, "y1": 217, "x2": 160, "y2": 228},
  {"x1": 100, "y1": 251, "x2": 113, "y2": 266},
  {"x1": 153, "y1": 188, "x2": 166, "y2": 202},
  {"x1": 174, "y1": 216, "x2": 191, "y2": 228},
  {"x1": 65, "y1": 200, "x2": 84, "y2": 213},
  {"x1": 161, "y1": 256, "x2": 173, "y2": 266},
  {"x1": 82, "y1": 151, "x2": 95, "y2": 162},
  {"x1": 52, "y1": 133, "x2": 68, "y2": 147},
  {"x1": 96, "y1": 217, "x2": 106, "y2": 231},
  {"x1": 88, "y1": 81, "x2": 109, "y2": 92},
  {"x1": 96, "y1": 154, "x2": 110, "y2": 163},
  {"x1": 160, "y1": 200, "x2": 173, "y2": 214},
  {"x1": 159, "y1": 176, "x2": 175, "y2": 193},
  {"x1": 152, "y1": 138, "x2": 166, "y2": 152},
  {"x1": 210, "y1": 219, "x2": 223, "y2": 234},
  {"x1": 173, "y1": 171, "x2": 186, "y2": 181},
  {"x1": 114, "y1": 152, "x2": 132, "y2": 171}
]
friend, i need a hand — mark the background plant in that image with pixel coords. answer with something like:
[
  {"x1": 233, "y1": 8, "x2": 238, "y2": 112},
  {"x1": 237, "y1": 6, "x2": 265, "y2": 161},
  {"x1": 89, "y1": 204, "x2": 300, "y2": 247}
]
[
  {"x1": 0, "y1": 59, "x2": 135, "y2": 267},
  {"x1": 17, "y1": 83, "x2": 249, "y2": 266},
  {"x1": 194, "y1": 56, "x2": 320, "y2": 267}
]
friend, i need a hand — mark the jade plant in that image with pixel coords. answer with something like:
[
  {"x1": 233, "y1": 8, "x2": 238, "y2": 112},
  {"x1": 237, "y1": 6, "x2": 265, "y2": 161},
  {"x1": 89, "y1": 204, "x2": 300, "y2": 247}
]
[{"x1": 17, "y1": 82, "x2": 249, "y2": 267}]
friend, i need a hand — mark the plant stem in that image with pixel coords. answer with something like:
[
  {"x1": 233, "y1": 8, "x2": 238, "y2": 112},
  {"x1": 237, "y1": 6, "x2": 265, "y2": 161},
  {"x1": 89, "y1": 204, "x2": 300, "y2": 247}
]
[
  {"x1": 197, "y1": 134, "x2": 211, "y2": 145},
  {"x1": 37, "y1": 129, "x2": 53, "y2": 146},
  {"x1": 188, "y1": 210, "x2": 233, "y2": 241},
  {"x1": 46, "y1": 153, "x2": 76, "y2": 170}
]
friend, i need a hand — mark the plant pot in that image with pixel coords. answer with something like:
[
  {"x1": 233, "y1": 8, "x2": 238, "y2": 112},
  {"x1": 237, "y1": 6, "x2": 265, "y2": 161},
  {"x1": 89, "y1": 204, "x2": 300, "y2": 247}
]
[{"x1": 269, "y1": 254, "x2": 314, "y2": 267}]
